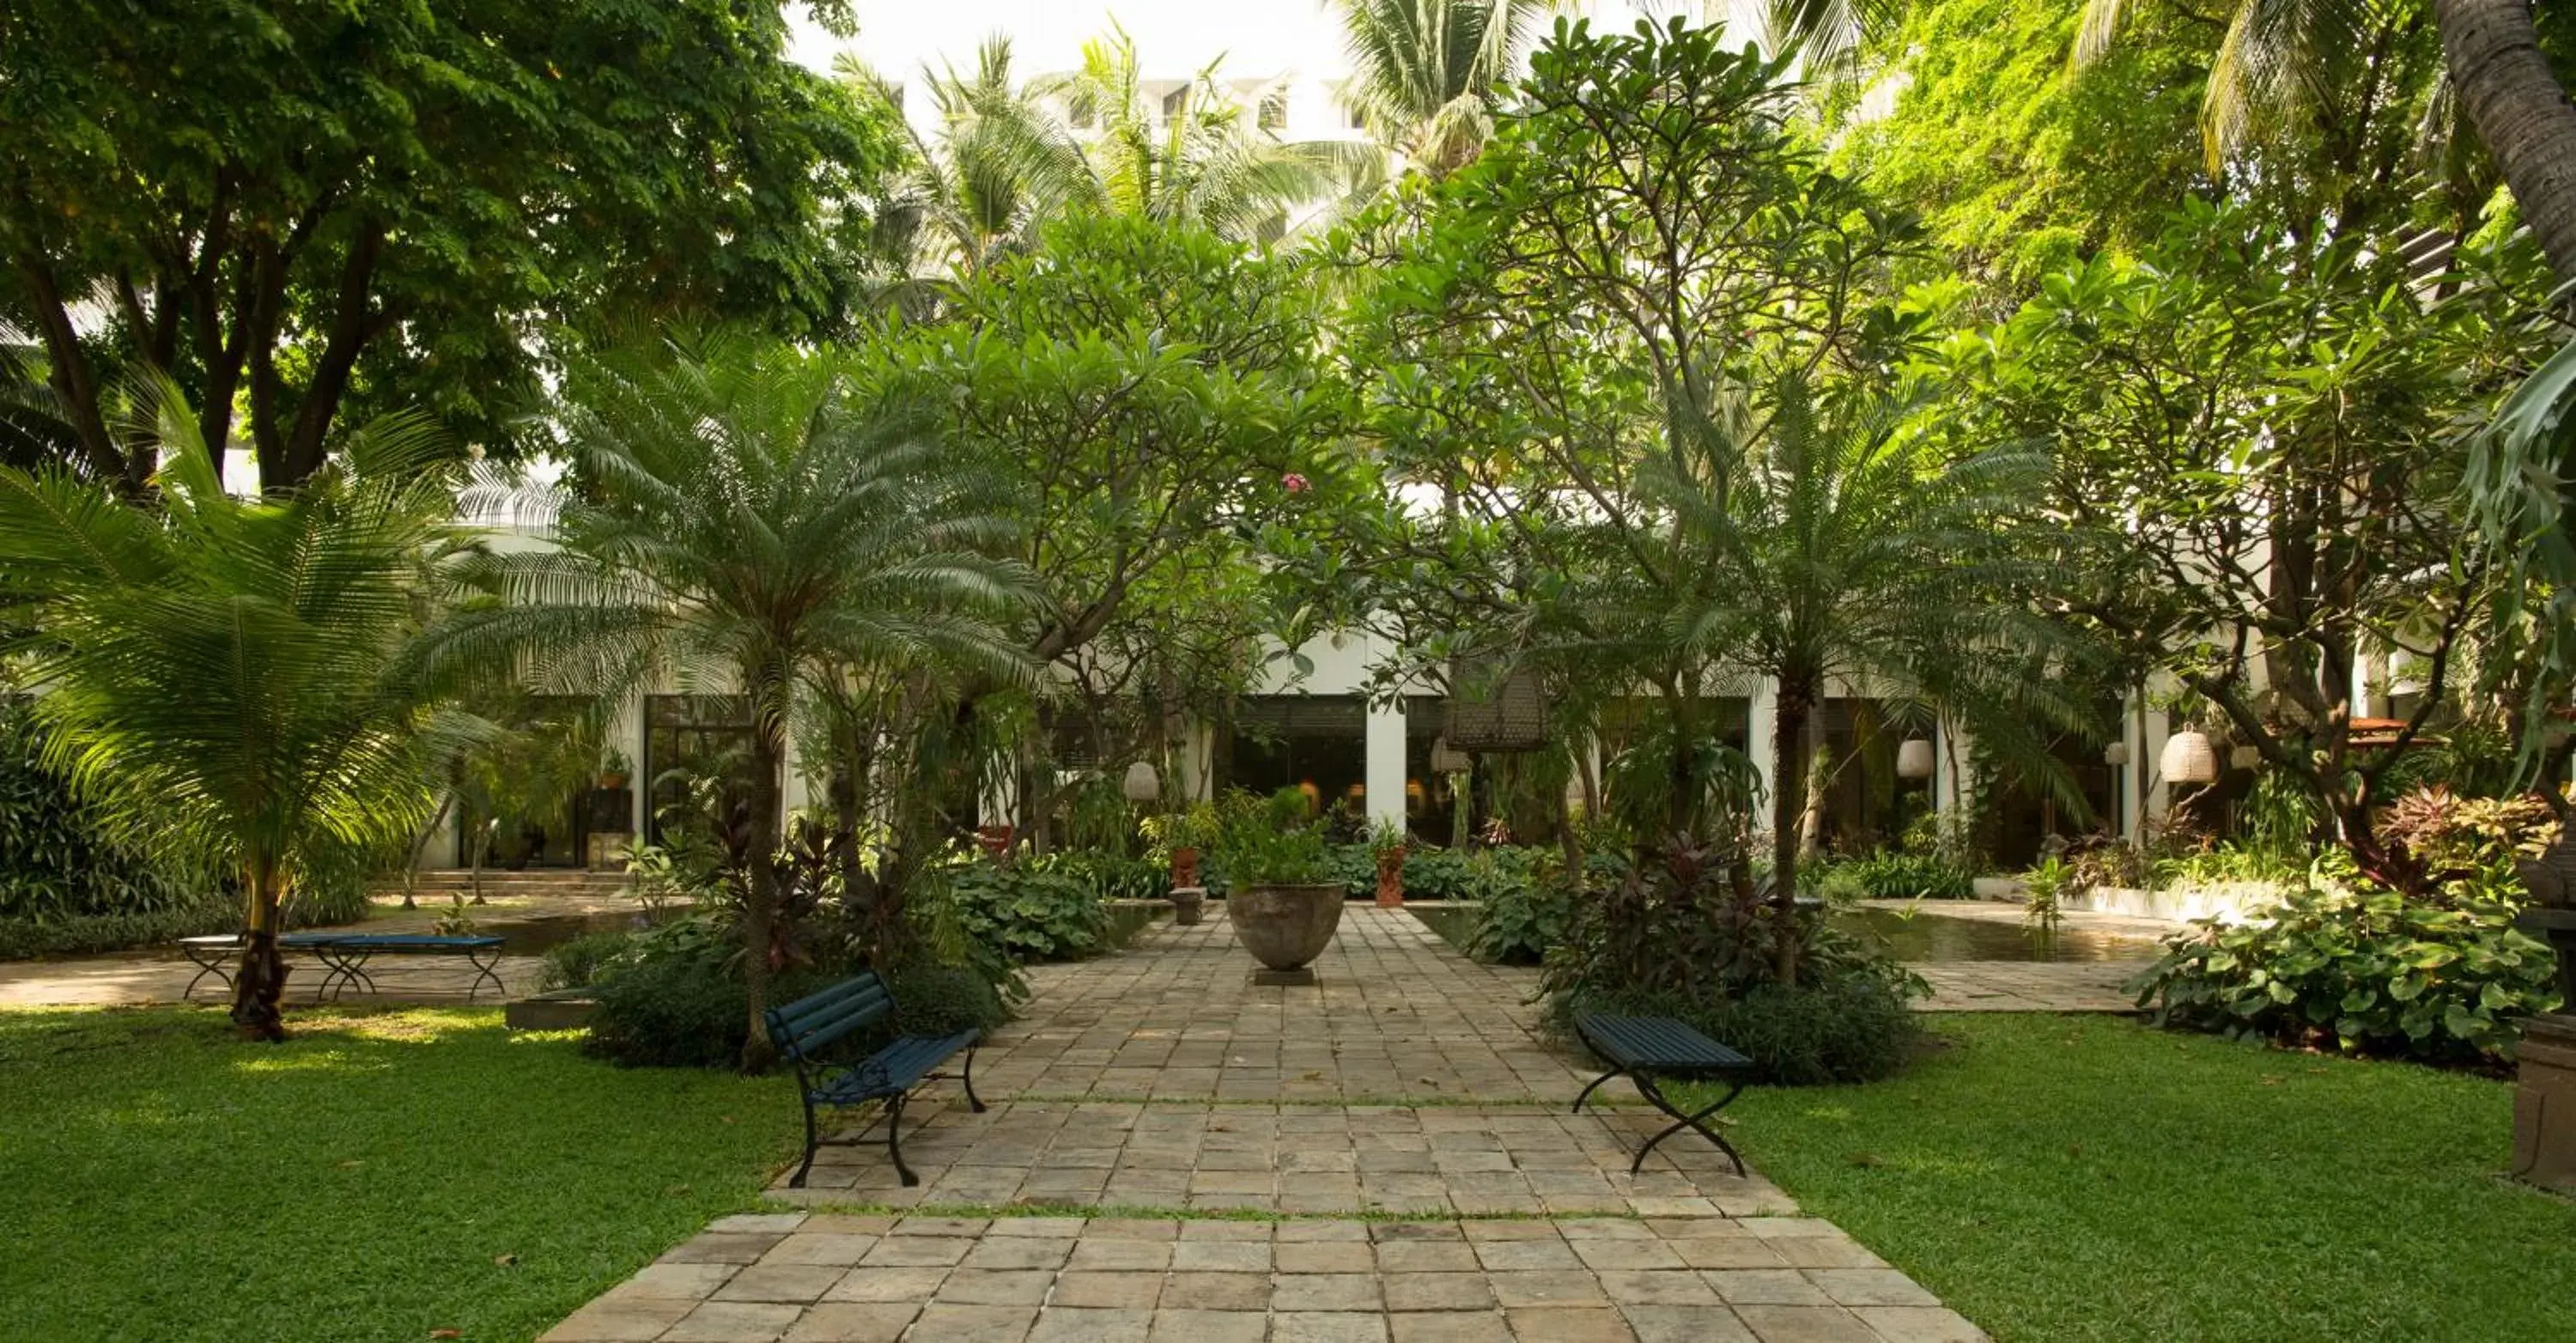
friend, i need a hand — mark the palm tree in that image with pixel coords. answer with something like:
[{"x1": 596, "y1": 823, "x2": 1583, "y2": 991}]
[
  {"x1": 0, "y1": 383, "x2": 467, "y2": 1038},
  {"x1": 1637, "y1": 378, "x2": 2081, "y2": 981},
  {"x1": 439, "y1": 332, "x2": 1035, "y2": 1069},
  {"x1": 1328, "y1": 0, "x2": 1558, "y2": 177},
  {"x1": 1046, "y1": 24, "x2": 1378, "y2": 240},
  {"x1": 2433, "y1": 0, "x2": 2576, "y2": 295},
  {"x1": 836, "y1": 37, "x2": 1093, "y2": 283}
]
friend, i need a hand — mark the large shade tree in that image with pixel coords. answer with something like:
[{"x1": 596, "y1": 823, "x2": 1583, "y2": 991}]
[
  {"x1": 0, "y1": 387, "x2": 469, "y2": 1037},
  {"x1": 0, "y1": 0, "x2": 899, "y2": 491},
  {"x1": 440, "y1": 333, "x2": 1034, "y2": 1069}
]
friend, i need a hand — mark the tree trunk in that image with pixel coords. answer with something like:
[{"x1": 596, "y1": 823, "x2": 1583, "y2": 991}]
[
  {"x1": 1770, "y1": 687, "x2": 1812, "y2": 986},
  {"x1": 2438, "y1": 0, "x2": 2576, "y2": 295},
  {"x1": 739, "y1": 715, "x2": 785, "y2": 1074},
  {"x1": 229, "y1": 864, "x2": 290, "y2": 1042}
]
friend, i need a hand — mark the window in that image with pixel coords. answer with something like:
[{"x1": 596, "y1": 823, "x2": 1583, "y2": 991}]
[
  {"x1": 1162, "y1": 87, "x2": 1189, "y2": 120},
  {"x1": 1224, "y1": 696, "x2": 1366, "y2": 820},
  {"x1": 1259, "y1": 92, "x2": 1287, "y2": 131},
  {"x1": 642, "y1": 695, "x2": 755, "y2": 844},
  {"x1": 1349, "y1": 102, "x2": 1367, "y2": 131}
]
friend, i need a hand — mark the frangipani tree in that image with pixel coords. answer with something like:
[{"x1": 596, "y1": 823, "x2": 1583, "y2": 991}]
[
  {"x1": 0, "y1": 386, "x2": 470, "y2": 1038},
  {"x1": 439, "y1": 332, "x2": 1036, "y2": 1069}
]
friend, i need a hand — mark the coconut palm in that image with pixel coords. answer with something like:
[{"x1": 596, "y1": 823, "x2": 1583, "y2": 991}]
[
  {"x1": 1045, "y1": 24, "x2": 1379, "y2": 241},
  {"x1": 836, "y1": 37, "x2": 1092, "y2": 283},
  {"x1": 437, "y1": 332, "x2": 1036, "y2": 1069},
  {"x1": 1327, "y1": 0, "x2": 1558, "y2": 177},
  {"x1": 1635, "y1": 377, "x2": 2082, "y2": 981},
  {"x1": 0, "y1": 383, "x2": 469, "y2": 1038}
]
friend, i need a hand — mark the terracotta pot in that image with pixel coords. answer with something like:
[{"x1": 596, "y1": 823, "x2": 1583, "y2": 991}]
[
  {"x1": 1171, "y1": 845, "x2": 1200, "y2": 890},
  {"x1": 1228, "y1": 883, "x2": 1344, "y2": 970},
  {"x1": 597, "y1": 772, "x2": 627, "y2": 791},
  {"x1": 1375, "y1": 848, "x2": 1406, "y2": 907}
]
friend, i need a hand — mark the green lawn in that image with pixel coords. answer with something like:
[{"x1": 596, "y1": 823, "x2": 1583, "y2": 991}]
[
  {"x1": 0, "y1": 1006, "x2": 801, "y2": 1343},
  {"x1": 1713, "y1": 1014, "x2": 2576, "y2": 1343}
]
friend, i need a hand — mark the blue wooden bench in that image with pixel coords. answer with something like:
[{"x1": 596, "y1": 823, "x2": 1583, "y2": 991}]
[
  {"x1": 765, "y1": 972, "x2": 987, "y2": 1188},
  {"x1": 1571, "y1": 1012, "x2": 1752, "y2": 1176}
]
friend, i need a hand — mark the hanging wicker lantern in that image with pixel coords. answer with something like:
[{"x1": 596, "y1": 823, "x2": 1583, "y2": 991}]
[
  {"x1": 2161, "y1": 730, "x2": 2219, "y2": 785},
  {"x1": 1895, "y1": 738, "x2": 1936, "y2": 781},
  {"x1": 1430, "y1": 738, "x2": 1473, "y2": 775},
  {"x1": 1121, "y1": 760, "x2": 1160, "y2": 803},
  {"x1": 2103, "y1": 742, "x2": 2131, "y2": 766}
]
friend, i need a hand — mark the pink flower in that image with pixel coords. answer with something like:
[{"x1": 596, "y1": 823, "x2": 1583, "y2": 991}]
[{"x1": 1282, "y1": 472, "x2": 1310, "y2": 494}]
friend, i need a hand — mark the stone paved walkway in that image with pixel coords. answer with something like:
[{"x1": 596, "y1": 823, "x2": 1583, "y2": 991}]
[{"x1": 544, "y1": 908, "x2": 1990, "y2": 1342}]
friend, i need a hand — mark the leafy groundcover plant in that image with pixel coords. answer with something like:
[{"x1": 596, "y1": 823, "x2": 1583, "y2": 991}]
[{"x1": 2133, "y1": 854, "x2": 2560, "y2": 1065}]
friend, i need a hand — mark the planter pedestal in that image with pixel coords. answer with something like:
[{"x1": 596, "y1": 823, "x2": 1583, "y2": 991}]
[
  {"x1": 1170, "y1": 886, "x2": 1206, "y2": 927},
  {"x1": 2514, "y1": 909, "x2": 2576, "y2": 1194},
  {"x1": 2514, "y1": 1012, "x2": 2576, "y2": 1195}
]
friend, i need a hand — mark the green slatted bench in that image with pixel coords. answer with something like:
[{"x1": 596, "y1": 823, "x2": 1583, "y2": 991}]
[
  {"x1": 765, "y1": 971, "x2": 987, "y2": 1188},
  {"x1": 1571, "y1": 1012, "x2": 1752, "y2": 1176}
]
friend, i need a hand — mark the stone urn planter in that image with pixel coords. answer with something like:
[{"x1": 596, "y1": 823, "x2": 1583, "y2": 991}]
[
  {"x1": 2512, "y1": 830, "x2": 2576, "y2": 1194},
  {"x1": 1230, "y1": 883, "x2": 1344, "y2": 984}
]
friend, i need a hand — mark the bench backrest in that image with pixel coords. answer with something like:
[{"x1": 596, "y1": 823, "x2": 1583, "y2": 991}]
[{"x1": 765, "y1": 972, "x2": 895, "y2": 1065}]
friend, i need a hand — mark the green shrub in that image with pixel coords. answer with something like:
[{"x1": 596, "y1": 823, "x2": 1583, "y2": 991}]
[
  {"x1": 0, "y1": 903, "x2": 238, "y2": 960},
  {"x1": 2134, "y1": 857, "x2": 2561, "y2": 1064},
  {"x1": 1542, "y1": 837, "x2": 1926, "y2": 1085},
  {"x1": 1038, "y1": 851, "x2": 1170, "y2": 902},
  {"x1": 538, "y1": 929, "x2": 635, "y2": 992},
  {"x1": 884, "y1": 960, "x2": 1012, "y2": 1036},
  {"x1": 1820, "y1": 852, "x2": 1976, "y2": 902},
  {"x1": 0, "y1": 703, "x2": 218, "y2": 938},
  {"x1": 1558, "y1": 971, "x2": 1925, "y2": 1085},
  {"x1": 1469, "y1": 866, "x2": 1577, "y2": 964},
  {"x1": 944, "y1": 863, "x2": 1110, "y2": 964},
  {"x1": 583, "y1": 947, "x2": 843, "y2": 1070}
]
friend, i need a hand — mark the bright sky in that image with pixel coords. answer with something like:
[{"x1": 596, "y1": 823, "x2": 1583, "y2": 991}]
[{"x1": 790, "y1": 3, "x2": 1699, "y2": 88}]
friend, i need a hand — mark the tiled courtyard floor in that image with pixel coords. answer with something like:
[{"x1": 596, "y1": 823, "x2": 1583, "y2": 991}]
[{"x1": 545, "y1": 908, "x2": 1992, "y2": 1342}]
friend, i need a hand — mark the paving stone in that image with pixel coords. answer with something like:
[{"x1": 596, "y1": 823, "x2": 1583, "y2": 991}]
[
  {"x1": 1475, "y1": 1237, "x2": 1585, "y2": 1272},
  {"x1": 780, "y1": 1303, "x2": 919, "y2": 1342},
  {"x1": 1504, "y1": 1305, "x2": 1638, "y2": 1341},
  {"x1": 964, "y1": 1237, "x2": 1078, "y2": 1271},
  {"x1": 537, "y1": 1297, "x2": 696, "y2": 1341},
  {"x1": 1488, "y1": 1270, "x2": 1612, "y2": 1308},
  {"x1": 660, "y1": 1300, "x2": 803, "y2": 1342},
  {"x1": 906, "y1": 1303, "x2": 1040, "y2": 1341},
  {"x1": 1572, "y1": 1238, "x2": 1689, "y2": 1271},
  {"x1": 1383, "y1": 1272, "x2": 1498, "y2": 1312},
  {"x1": 1027, "y1": 1306, "x2": 1155, "y2": 1341},
  {"x1": 619, "y1": 1262, "x2": 739, "y2": 1300},
  {"x1": 1389, "y1": 1313, "x2": 1513, "y2": 1342},
  {"x1": 1050, "y1": 1270, "x2": 1166, "y2": 1310},
  {"x1": 1273, "y1": 1311, "x2": 1393, "y2": 1342},
  {"x1": 824, "y1": 1267, "x2": 952, "y2": 1304},
  {"x1": 1164, "y1": 1270, "x2": 1272, "y2": 1310},
  {"x1": 1803, "y1": 1269, "x2": 1941, "y2": 1308},
  {"x1": 1733, "y1": 1304, "x2": 1886, "y2": 1343},
  {"x1": 1709, "y1": 1270, "x2": 1836, "y2": 1306},
  {"x1": 767, "y1": 1235, "x2": 882, "y2": 1267},
  {"x1": 1147, "y1": 1310, "x2": 1268, "y2": 1342},
  {"x1": 938, "y1": 1268, "x2": 1058, "y2": 1306},
  {"x1": 987, "y1": 1218, "x2": 1088, "y2": 1238},
  {"x1": 711, "y1": 1213, "x2": 811, "y2": 1235},
  {"x1": 1376, "y1": 1240, "x2": 1479, "y2": 1273},
  {"x1": 860, "y1": 1237, "x2": 975, "y2": 1267},
  {"x1": 714, "y1": 1264, "x2": 848, "y2": 1304},
  {"x1": 1275, "y1": 1240, "x2": 1376, "y2": 1273},
  {"x1": 1170, "y1": 1240, "x2": 1272, "y2": 1273},
  {"x1": 664, "y1": 1234, "x2": 789, "y2": 1265},
  {"x1": 1596, "y1": 1269, "x2": 1723, "y2": 1305},
  {"x1": 1271, "y1": 1271, "x2": 1382, "y2": 1310},
  {"x1": 1622, "y1": 1304, "x2": 1759, "y2": 1343}
]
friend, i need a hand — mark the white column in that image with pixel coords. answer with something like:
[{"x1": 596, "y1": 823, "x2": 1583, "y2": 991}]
[
  {"x1": 1364, "y1": 701, "x2": 1407, "y2": 828},
  {"x1": 1747, "y1": 678, "x2": 1781, "y2": 815},
  {"x1": 2142, "y1": 702, "x2": 2172, "y2": 830}
]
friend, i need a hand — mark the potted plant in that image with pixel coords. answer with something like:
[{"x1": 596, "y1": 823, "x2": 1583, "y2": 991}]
[
  {"x1": 598, "y1": 746, "x2": 631, "y2": 792},
  {"x1": 1369, "y1": 816, "x2": 1408, "y2": 907},
  {"x1": 1212, "y1": 791, "x2": 1343, "y2": 981}
]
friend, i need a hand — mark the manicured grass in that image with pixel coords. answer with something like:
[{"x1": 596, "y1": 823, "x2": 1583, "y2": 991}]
[
  {"x1": 1707, "y1": 1014, "x2": 2576, "y2": 1343},
  {"x1": 0, "y1": 1006, "x2": 802, "y2": 1343}
]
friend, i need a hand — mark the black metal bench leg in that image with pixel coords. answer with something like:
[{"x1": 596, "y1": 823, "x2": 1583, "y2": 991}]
[
  {"x1": 962, "y1": 1044, "x2": 987, "y2": 1114},
  {"x1": 789, "y1": 1095, "x2": 820, "y2": 1189},
  {"x1": 1627, "y1": 1073, "x2": 1747, "y2": 1177},
  {"x1": 181, "y1": 951, "x2": 232, "y2": 1003},
  {"x1": 886, "y1": 1092, "x2": 918, "y2": 1187},
  {"x1": 465, "y1": 948, "x2": 505, "y2": 1002},
  {"x1": 1571, "y1": 1066, "x2": 1624, "y2": 1114}
]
